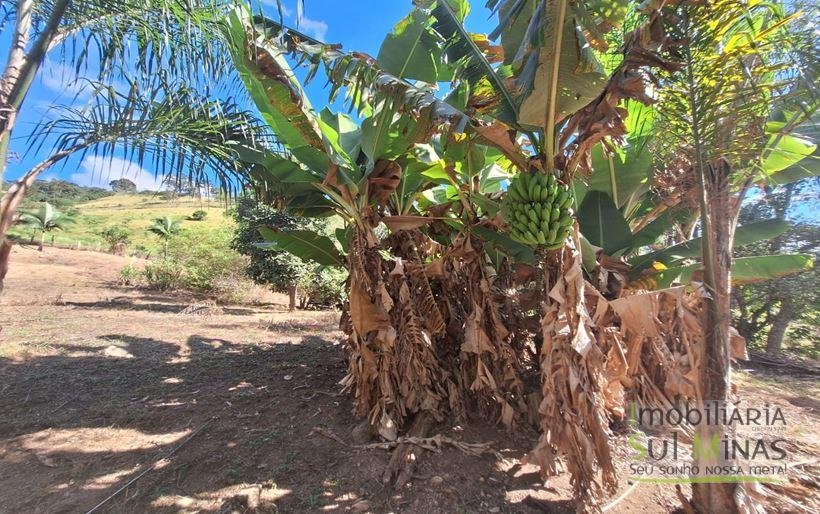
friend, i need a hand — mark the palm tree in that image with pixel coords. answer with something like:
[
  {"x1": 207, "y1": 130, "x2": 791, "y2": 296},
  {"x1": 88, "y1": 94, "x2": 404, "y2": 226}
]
[
  {"x1": 20, "y1": 202, "x2": 74, "y2": 250},
  {"x1": 0, "y1": 0, "x2": 262, "y2": 292},
  {"x1": 147, "y1": 216, "x2": 182, "y2": 259},
  {"x1": 651, "y1": 2, "x2": 817, "y2": 510},
  {"x1": 0, "y1": 0, "x2": 236, "y2": 185},
  {"x1": 0, "y1": 82, "x2": 267, "y2": 291}
]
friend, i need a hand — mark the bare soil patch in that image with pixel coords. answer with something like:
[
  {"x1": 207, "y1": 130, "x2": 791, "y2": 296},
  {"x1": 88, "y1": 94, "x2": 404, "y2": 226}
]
[{"x1": 0, "y1": 246, "x2": 817, "y2": 512}]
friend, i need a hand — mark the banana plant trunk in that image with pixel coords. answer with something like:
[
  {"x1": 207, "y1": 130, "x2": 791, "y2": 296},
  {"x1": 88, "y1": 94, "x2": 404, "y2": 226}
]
[{"x1": 692, "y1": 160, "x2": 743, "y2": 513}]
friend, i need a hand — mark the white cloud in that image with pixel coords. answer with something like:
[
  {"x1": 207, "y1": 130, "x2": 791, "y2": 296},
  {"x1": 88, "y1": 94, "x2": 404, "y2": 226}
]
[
  {"x1": 298, "y1": 16, "x2": 328, "y2": 40},
  {"x1": 72, "y1": 155, "x2": 166, "y2": 192},
  {"x1": 40, "y1": 60, "x2": 90, "y2": 99},
  {"x1": 259, "y1": 2, "x2": 327, "y2": 40}
]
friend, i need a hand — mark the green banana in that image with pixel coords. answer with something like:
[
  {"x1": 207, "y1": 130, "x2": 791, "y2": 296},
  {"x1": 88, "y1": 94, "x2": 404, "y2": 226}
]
[{"x1": 504, "y1": 172, "x2": 575, "y2": 248}]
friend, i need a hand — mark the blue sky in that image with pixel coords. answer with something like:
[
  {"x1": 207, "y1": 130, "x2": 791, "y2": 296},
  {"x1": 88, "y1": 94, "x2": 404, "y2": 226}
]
[{"x1": 2, "y1": 0, "x2": 497, "y2": 190}]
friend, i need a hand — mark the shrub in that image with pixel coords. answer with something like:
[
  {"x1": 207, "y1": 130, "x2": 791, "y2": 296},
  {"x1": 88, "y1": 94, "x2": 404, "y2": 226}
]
[
  {"x1": 231, "y1": 196, "x2": 346, "y2": 309},
  {"x1": 210, "y1": 272, "x2": 270, "y2": 304},
  {"x1": 118, "y1": 263, "x2": 142, "y2": 286},
  {"x1": 143, "y1": 259, "x2": 185, "y2": 291},
  {"x1": 100, "y1": 225, "x2": 131, "y2": 254},
  {"x1": 187, "y1": 209, "x2": 208, "y2": 221},
  {"x1": 166, "y1": 229, "x2": 245, "y2": 292},
  {"x1": 298, "y1": 267, "x2": 347, "y2": 308}
]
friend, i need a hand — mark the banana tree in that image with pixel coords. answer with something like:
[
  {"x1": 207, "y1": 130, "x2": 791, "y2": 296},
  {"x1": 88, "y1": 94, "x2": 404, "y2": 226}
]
[
  {"x1": 19, "y1": 201, "x2": 74, "y2": 250},
  {"x1": 220, "y1": 0, "x2": 687, "y2": 506},
  {"x1": 147, "y1": 216, "x2": 183, "y2": 259}
]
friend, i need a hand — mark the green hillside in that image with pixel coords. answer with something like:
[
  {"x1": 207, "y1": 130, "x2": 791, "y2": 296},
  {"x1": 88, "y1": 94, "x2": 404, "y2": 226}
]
[{"x1": 10, "y1": 193, "x2": 234, "y2": 253}]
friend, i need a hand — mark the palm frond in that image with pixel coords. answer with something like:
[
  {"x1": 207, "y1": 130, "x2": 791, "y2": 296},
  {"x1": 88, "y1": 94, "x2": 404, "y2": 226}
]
[
  {"x1": 28, "y1": 78, "x2": 271, "y2": 196},
  {"x1": 37, "y1": 0, "x2": 236, "y2": 83},
  {"x1": 248, "y1": 11, "x2": 471, "y2": 131}
]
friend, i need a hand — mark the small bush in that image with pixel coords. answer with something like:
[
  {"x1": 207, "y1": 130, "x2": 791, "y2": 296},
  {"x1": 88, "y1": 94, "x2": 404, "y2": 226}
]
[
  {"x1": 100, "y1": 225, "x2": 131, "y2": 254},
  {"x1": 187, "y1": 209, "x2": 208, "y2": 221},
  {"x1": 299, "y1": 267, "x2": 347, "y2": 308},
  {"x1": 210, "y1": 272, "x2": 270, "y2": 304},
  {"x1": 143, "y1": 260, "x2": 185, "y2": 290},
  {"x1": 118, "y1": 263, "x2": 142, "y2": 286},
  {"x1": 166, "y1": 229, "x2": 244, "y2": 292}
]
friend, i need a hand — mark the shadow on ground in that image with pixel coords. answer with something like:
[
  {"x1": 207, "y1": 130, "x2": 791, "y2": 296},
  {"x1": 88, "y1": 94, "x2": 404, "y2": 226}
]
[{"x1": 0, "y1": 329, "x2": 556, "y2": 513}]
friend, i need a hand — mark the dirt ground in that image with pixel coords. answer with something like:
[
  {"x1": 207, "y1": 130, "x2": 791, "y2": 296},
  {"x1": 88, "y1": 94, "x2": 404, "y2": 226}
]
[{"x1": 1, "y1": 246, "x2": 817, "y2": 513}]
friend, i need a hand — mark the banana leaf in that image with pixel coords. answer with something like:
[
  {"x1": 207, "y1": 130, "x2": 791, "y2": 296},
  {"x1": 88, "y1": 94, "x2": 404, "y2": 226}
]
[
  {"x1": 645, "y1": 254, "x2": 813, "y2": 289},
  {"x1": 630, "y1": 219, "x2": 790, "y2": 274},
  {"x1": 257, "y1": 228, "x2": 344, "y2": 266}
]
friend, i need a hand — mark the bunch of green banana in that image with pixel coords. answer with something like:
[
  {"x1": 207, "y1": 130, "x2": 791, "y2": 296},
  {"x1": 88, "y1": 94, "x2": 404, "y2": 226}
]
[{"x1": 502, "y1": 172, "x2": 575, "y2": 249}]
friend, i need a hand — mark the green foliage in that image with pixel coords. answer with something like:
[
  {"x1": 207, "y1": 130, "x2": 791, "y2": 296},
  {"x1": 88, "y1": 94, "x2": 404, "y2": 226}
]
[
  {"x1": 99, "y1": 225, "x2": 131, "y2": 253},
  {"x1": 187, "y1": 209, "x2": 208, "y2": 221},
  {"x1": 576, "y1": 191, "x2": 632, "y2": 255},
  {"x1": 231, "y1": 196, "x2": 345, "y2": 306},
  {"x1": 142, "y1": 259, "x2": 185, "y2": 291},
  {"x1": 118, "y1": 262, "x2": 142, "y2": 286},
  {"x1": 6, "y1": 179, "x2": 113, "y2": 210},
  {"x1": 109, "y1": 178, "x2": 137, "y2": 193},
  {"x1": 298, "y1": 267, "x2": 347, "y2": 308},
  {"x1": 166, "y1": 228, "x2": 246, "y2": 292},
  {"x1": 732, "y1": 180, "x2": 819, "y2": 354},
  {"x1": 20, "y1": 202, "x2": 76, "y2": 234},
  {"x1": 147, "y1": 216, "x2": 182, "y2": 239}
]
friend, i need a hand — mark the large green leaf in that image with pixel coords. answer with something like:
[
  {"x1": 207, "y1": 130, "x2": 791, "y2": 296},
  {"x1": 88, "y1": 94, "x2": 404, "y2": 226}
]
[
  {"x1": 224, "y1": 7, "x2": 328, "y2": 170},
  {"x1": 647, "y1": 254, "x2": 813, "y2": 289},
  {"x1": 578, "y1": 136, "x2": 653, "y2": 214},
  {"x1": 762, "y1": 133, "x2": 816, "y2": 174},
  {"x1": 317, "y1": 108, "x2": 361, "y2": 166},
  {"x1": 513, "y1": 1, "x2": 608, "y2": 128},
  {"x1": 257, "y1": 228, "x2": 344, "y2": 266},
  {"x1": 377, "y1": 10, "x2": 443, "y2": 83},
  {"x1": 630, "y1": 219, "x2": 790, "y2": 273},
  {"x1": 768, "y1": 154, "x2": 820, "y2": 185},
  {"x1": 576, "y1": 191, "x2": 632, "y2": 255}
]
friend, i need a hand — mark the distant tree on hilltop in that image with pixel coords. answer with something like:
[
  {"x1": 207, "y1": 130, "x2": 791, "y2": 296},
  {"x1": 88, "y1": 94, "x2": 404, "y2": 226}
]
[{"x1": 110, "y1": 178, "x2": 137, "y2": 193}]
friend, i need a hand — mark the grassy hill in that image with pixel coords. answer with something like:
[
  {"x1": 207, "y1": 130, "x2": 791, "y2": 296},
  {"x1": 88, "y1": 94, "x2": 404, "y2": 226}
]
[{"x1": 10, "y1": 193, "x2": 234, "y2": 254}]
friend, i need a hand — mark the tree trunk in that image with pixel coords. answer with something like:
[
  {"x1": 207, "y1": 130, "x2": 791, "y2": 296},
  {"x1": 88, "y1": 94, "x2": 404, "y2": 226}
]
[
  {"x1": 0, "y1": 0, "x2": 33, "y2": 185},
  {"x1": 0, "y1": 0, "x2": 69, "y2": 185},
  {"x1": 0, "y1": 239, "x2": 11, "y2": 295},
  {"x1": 38, "y1": 231, "x2": 45, "y2": 251},
  {"x1": 287, "y1": 285, "x2": 297, "y2": 312},
  {"x1": 766, "y1": 297, "x2": 794, "y2": 354},
  {"x1": 692, "y1": 161, "x2": 742, "y2": 513},
  {"x1": 0, "y1": 147, "x2": 76, "y2": 293}
]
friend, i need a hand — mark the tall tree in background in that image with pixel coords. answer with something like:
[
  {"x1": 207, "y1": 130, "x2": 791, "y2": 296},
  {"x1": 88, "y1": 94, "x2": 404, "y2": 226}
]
[
  {"x1": 109, "y1": 178, "x2": 137, "y2": 192},
  {"x1": 231, "y1": 195, "x2": 327, "y2": 312},
  {"x1": 733, "y1": 179, "x2": 819, "y2": 353}
]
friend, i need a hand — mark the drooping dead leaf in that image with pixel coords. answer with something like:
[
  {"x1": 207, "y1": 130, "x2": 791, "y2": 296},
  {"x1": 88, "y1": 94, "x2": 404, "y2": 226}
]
[
  {"x1": 382, "y1": 215, "x2": 441, "y2": 232},
  {"x1": 368, "y1": 159, "x2": 402, "y2": 206},
  {"x1": 349, "y1": 281, "x2": 390, "y2": 335},
  {"x1": 473, "y1": 122, "x2": 527, "y2": 170}
]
